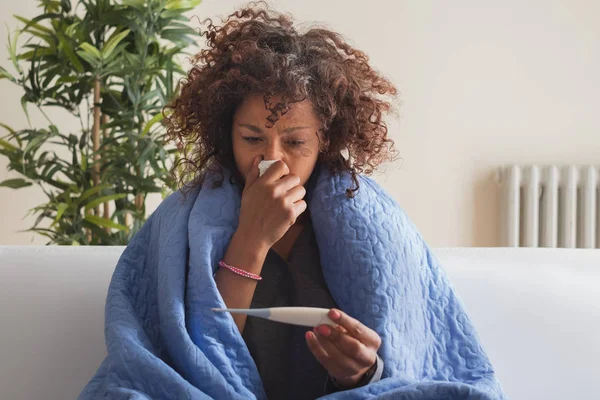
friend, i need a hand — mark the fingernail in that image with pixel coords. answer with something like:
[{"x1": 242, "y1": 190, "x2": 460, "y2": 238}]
[
  {"x1": 329, "y1": 309, "x2": 341, "y2": 320},
  {"x1": 305, "y1": 331, "x2": 313, "y2": 340},
  {"x1": 318, "y1": 325, "x2": 331, "y2": 336}
]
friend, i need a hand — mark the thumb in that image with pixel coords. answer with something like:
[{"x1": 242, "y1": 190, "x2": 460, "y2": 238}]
[{"x1": 244, "y1": 155, "x2": 262, "y2": 189}]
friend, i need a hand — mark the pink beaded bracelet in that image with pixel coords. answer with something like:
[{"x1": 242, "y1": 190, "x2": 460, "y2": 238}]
[{"x1": 218, "y1": 260, "x2": 262, "y2": 281}]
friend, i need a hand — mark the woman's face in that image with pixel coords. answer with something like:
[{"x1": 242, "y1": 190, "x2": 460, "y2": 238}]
[{"x1": 232, "y1": 93, "x2": 323, "y2": 186}]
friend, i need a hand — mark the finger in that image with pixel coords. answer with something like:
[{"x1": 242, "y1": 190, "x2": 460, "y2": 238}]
[
  {"x1": 292, "y1": 200, "x2": 307, "y2": 219},
  {"x1": 285, "y1": 184, "x2": 306, "y2": 203},
  {"x1": 244, "y1": 155, "x2": 262, "y2": 189},
  {"x1": 284, "y1": 200, "x2": 307, "y2": 227},
  {"x1": 328, "y1": 309, "x2": 381, "y2": 349},
  {"x1": 314, "y1": 328, "x2": 363, "y2": 376},
  {"x1": 306, "y1": 331, "x2": 330, "y2": 359},
  {"x1": 273, "y1": 173, "x2": 301, "y2": 194},
  {"x1": 315, "y1": 325, "x2": 375, "y2": 367},
  {"x1": 306, "y1": 331, "x2": 359, "y2": 377},
  {"x1": 306, "y1": 331, "x2": 336, "y2": 374},
  {"x1": 261, "y1": 160, "x2": 290, "y2": 182}
]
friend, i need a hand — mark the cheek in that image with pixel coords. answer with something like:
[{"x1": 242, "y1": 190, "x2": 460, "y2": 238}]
[
  {"x1": 289, "y1": 156, "x2": 318, "y2": 185},
  {"x1": 232, "y1": 139, "x2": 252, "y2": 173}
]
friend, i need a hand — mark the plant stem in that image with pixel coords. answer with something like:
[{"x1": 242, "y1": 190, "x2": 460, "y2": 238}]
[
  {"x1": 135, "y1": 192, "x2": 143, "y2": 212},
  {"x1": 88, "y1": 75, "x2": 102, "y2": 244},
  {"x1": 36, "y1": 105, "x2": 53, "y2": 126},
  {"x1": 102, "y1": 113, "x2": 110, "y2": 224},
  {"x1": 92, "y1": 75, "x2": 101, "y2": 206}
]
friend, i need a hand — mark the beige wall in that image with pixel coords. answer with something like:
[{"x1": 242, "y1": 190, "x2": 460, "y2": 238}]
[{"x1": 1, "y1": 0, "x2": 599, "y2": 247}]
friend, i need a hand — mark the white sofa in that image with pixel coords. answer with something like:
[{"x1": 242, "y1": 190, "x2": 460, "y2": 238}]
[{"x1": 0, "y1": 246, "x2": 599, "y2": 400}]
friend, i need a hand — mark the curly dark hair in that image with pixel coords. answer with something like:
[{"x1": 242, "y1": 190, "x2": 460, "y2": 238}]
[{"x1": 164, "y1": 1, "x2": 399, "y2": 197}]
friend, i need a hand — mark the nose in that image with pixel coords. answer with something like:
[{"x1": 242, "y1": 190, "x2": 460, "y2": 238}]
[{"x1": 262, "y1": 140, "x2": 283, "y2": 161}]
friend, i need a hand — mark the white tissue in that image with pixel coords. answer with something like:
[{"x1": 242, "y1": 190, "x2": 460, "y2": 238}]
[{"x1": 258, "y1": 160, "x2": 278, "y2": 177}]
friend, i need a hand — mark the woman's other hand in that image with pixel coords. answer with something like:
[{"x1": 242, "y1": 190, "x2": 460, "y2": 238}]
[{"x1": 306, "y1": 309, "x2": 382, "y2": 388}]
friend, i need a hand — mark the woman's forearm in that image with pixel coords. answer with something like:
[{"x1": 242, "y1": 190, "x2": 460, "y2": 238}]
[{"x1": 214, "y1": 229, "x2": 269, "y2": 333}]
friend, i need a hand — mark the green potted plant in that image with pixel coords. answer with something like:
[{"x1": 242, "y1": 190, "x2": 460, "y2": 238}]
[{"x1": 0, "y1": 0, "x2": 200, "y2": 245}]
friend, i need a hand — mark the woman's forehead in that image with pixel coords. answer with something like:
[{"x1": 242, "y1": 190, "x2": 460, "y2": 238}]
[{"x1": 234, "y1": 93, "x2": 320, "y2": 127}]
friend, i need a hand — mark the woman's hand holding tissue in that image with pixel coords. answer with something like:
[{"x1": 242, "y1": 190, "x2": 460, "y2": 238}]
[{"x1": 236, "y1": 155, "x2": 307, "y2": 250}]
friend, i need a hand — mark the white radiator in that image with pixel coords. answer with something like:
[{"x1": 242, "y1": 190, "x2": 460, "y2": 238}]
[{"x1": 499, "y1": 165, "x2": 600, "y2": 248}]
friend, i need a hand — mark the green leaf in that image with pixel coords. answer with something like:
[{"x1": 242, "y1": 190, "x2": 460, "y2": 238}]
[
  {"x1": 23, "y1": 227, "x2": 55, "y2": 240},
  {"x1": 166, "y1": 59, "x2": 174, "y2": 97},
  {"x1": 76, "y1": 50, "x2": 101, "y2": 68},
  {"x1": 0, "y1": 139, "x2": 17, "y2": 152},
  {"x1": 160, "y1": 30, "x2": 197, "y2": 46},
  {"x1": 13, "y1": 15, "x2": 53, "y2": 35},
  {"x1": 160, "y1": 9, "x2": 187, "y2": 19},
  {"x1": 41, "y1": 0, "x2": 62, "y2": 14},
  {"x1": 141, "y1": 112, "x2": 165, "y2": 137},
  {"x1": 80, "y1": 149, "x2": 87, "y2": 171},
  {"x1": 56, "y1": 75, "x2": 79, "y2": 84},
  {"x1": 0, "y1": 178, "x2": 33, "y2": 189},
  {"x1": 125, "y1": 80, "x2": 141, "y2": 105},
  {"x1": 23, "y1": 133, "x2": 48, "y2": 157},
  {"x1": 22, "y1": 30, "x2": 57, "y2": 49},
  {"x1": 78, "y1": 183, "x2": 111, "y2": 204},
  {"x1": 84, "y1": 193, "x2": 128, "y2": 211},
  {"x1": 60, "y1": 0, "x2": 72, "y2": 13},
  {"x1": 102, "y1": 43, "x2": 128, "y2": 64},
  {"x1": 79, "y1": 43, "x2": 102, "y2": 60},
  {"x1": 102, "y1": 29, "x2": 130, "y2": 60},
  {"x1": 0, "y1": 65, "x2": 16, "y2": 82},
  {"x1": 57, "y1": 33, "x2": 84, "y2": 73},
  {"x1": 122, "y1": 0, "x2": 146, "y2": 11},
  {"x1": 7, "y1": 27, "x2": 23, "y2": 74},
  {"x1": 163, "y1": 21, "x2": 199, "y2": 35},
  {"x1": 17, "y1": 46, "x2": 55, "y2": 61},
  {"x1": 123, "y1": 51, "x2": 141, "y2": 68},
  {"x1": 19, "y1": 13, "x2": 61, "y2": 43},
  {"x1": 42, "y1": 163, "x2": 63, "y2": 182},
  {"x1": 54, "y1": 202, "x2": 68, "y2": 222},
  {"x1": 20, "y1": 95, "x2": 31, "y2": 126},
  {"x1": 160, "y1": 1, "x2": 201, "y2": 19},
  {"x1": 164, "y1": 0, "x2": 201, "y2": 11},
  {"x1": 0, "y1": 123, "x2": 16, "y2": 135},
  {"x1": 64, "y1": 20, "x2": 79, "y2": 38},
  {"x1": 84, "y1": 214, "x2": 128, "y2": 231}
]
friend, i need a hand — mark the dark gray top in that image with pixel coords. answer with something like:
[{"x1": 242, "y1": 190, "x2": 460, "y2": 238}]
[{"x1": 242, "y1": 219, "x2": 383, "y2": 399}]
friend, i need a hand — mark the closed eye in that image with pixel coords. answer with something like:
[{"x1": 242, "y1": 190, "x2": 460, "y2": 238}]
[
  {"x1": 242, "y1": 137, "x2": 306, "y2": 147},
  {"x1": 242, "y1": 136, "x2": 261, "y2": 143}
]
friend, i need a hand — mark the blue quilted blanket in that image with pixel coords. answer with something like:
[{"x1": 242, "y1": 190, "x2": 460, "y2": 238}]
[{"x1": 80, "y1": 164, "x2": 506, "y2": 399}]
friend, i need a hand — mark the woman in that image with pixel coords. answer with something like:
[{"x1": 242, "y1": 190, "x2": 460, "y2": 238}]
[{"x1": 80, "y1": 3, "x2": 506, "y2": 399}]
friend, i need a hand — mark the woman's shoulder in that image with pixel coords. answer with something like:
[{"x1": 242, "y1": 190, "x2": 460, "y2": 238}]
[{"x1": 151, "y1": 184, "x2": 201, "y2": 221}]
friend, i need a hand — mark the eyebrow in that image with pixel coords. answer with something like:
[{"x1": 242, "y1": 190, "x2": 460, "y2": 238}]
[{"x1": 237, "y1": 123, "x2": 312, "y2": 134}]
